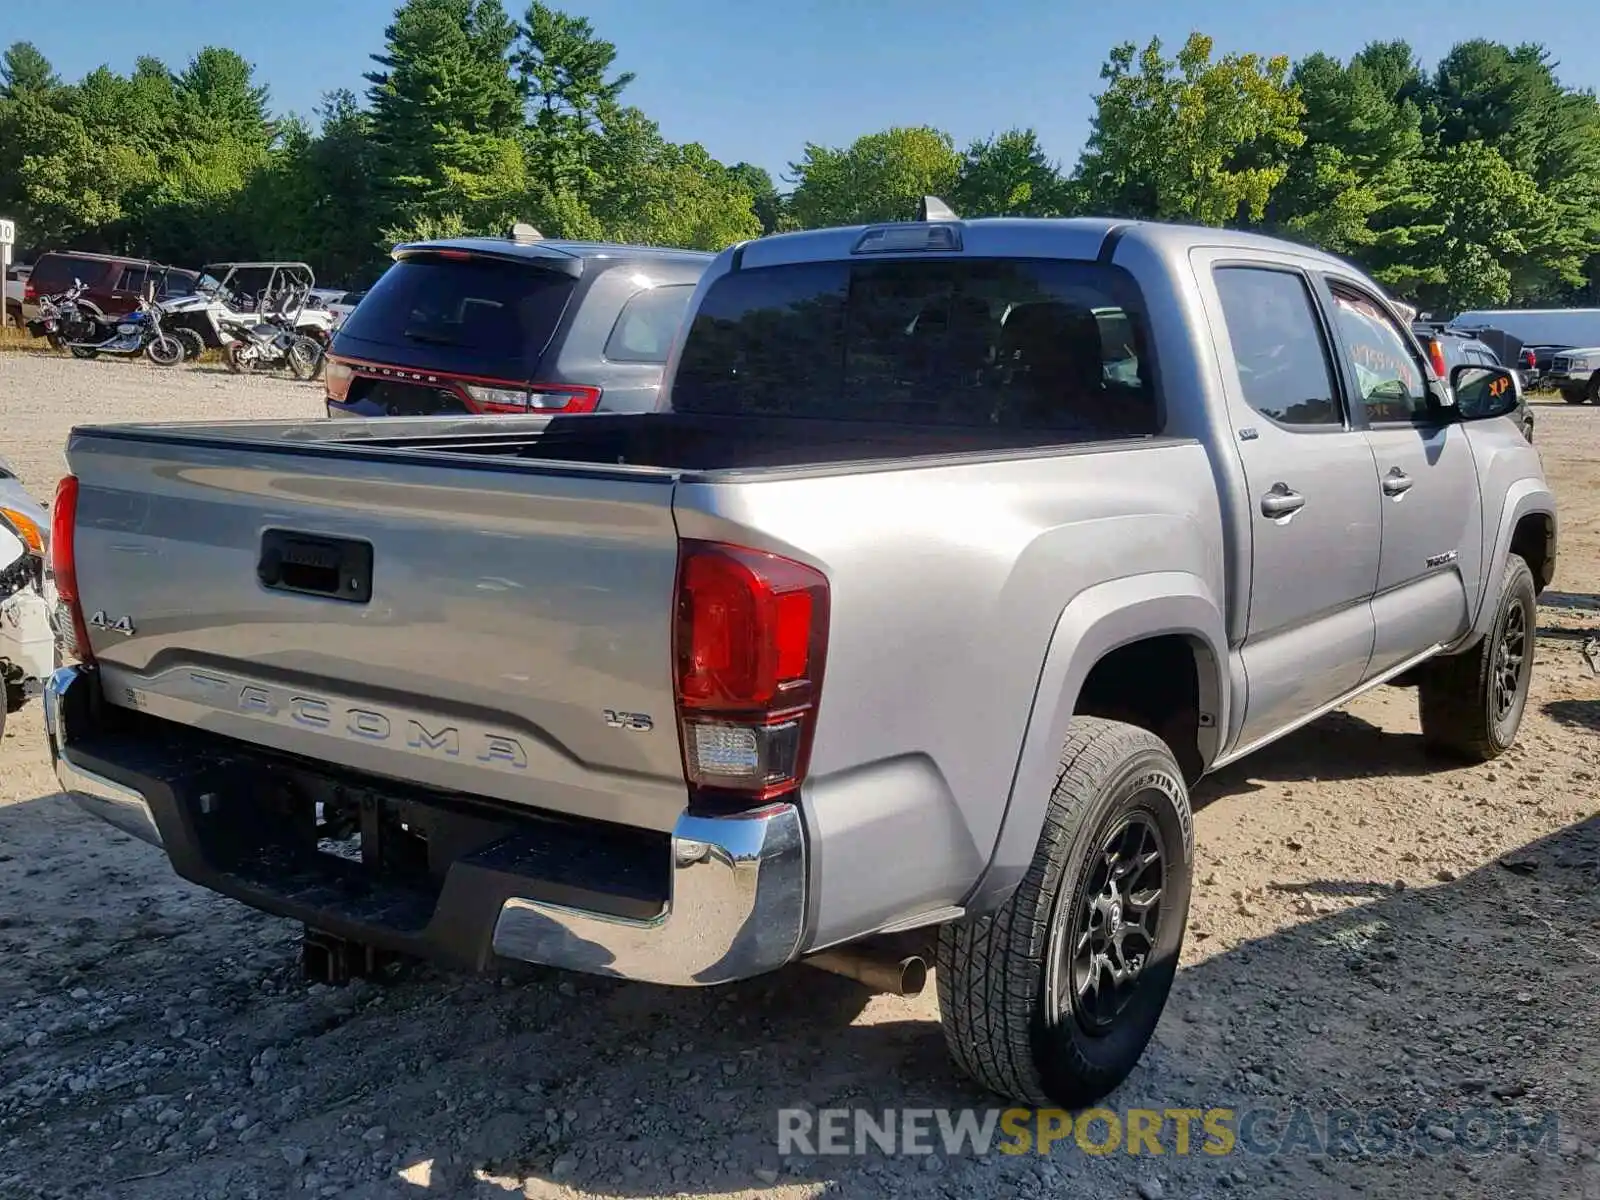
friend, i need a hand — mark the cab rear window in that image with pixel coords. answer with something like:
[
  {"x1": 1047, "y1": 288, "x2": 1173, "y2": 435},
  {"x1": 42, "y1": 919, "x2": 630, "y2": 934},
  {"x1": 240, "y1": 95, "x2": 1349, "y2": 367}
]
[{"x1": 670, "y1": 257, "x2": 1160, "y2": 437}]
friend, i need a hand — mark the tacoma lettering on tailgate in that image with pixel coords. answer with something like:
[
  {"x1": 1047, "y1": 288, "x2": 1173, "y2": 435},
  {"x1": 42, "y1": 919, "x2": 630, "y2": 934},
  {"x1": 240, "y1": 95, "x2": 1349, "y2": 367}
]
[{"x1": 179, "y1": 670, "x2": 530, "y2": 769}]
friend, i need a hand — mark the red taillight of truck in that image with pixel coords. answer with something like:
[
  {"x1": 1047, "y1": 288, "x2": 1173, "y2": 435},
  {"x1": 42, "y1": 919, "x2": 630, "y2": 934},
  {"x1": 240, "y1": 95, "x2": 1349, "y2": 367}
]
[
  {"x1": 50, "y1": 475, "x2": 95, "y2": 666},
  {"x1": 673, "y1": 540, "x2": 829, "y2": 811}
]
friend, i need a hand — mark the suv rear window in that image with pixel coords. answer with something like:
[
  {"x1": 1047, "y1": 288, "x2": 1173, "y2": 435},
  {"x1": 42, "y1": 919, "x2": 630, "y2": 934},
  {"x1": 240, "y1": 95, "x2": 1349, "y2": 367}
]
[
  {"x1": 338, "y1": 257, "x2": 577, "y2": 378},
  {"x1": 671, "y1": 258, "x2": 1160, "y2": 435},
  {"x1": 29, "y1": 254, "x2": 111, "y2": 292}
]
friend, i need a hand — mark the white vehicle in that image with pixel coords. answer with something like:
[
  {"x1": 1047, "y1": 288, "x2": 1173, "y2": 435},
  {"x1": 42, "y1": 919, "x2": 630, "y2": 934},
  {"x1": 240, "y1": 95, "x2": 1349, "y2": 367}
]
[
  {"x1": 159, "y1": 262, "x2": 337, "y2": 360},
  {"x1": 325, "y1": 288, "x2": 367, "y2": 329},
  {"x1": 3, "y1": 264, "x2": 27, "y2": 328},
  {"x1": 0, "y1": 459, "x2": 54, "y2": 737},
  {"x1": 1546, "y1": 346, "x2": 1600, "y2": 405},
  {"x1": 1451, "y1": 307, "x2": 1600, "y2": 347}
]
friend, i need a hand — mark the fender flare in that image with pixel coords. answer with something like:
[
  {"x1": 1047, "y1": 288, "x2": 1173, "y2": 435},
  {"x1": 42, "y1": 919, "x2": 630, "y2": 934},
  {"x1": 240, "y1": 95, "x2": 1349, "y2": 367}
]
[
  {"x1": 1463, "y1": 480, "x2": 1557, "y2": 646},
  {"x1": 961, "y1": 571, "x2": 1228, "y2": 915}
]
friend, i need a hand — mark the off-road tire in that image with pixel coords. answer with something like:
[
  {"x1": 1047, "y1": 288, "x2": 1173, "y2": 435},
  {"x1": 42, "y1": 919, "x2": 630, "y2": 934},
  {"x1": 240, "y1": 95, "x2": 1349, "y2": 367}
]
[
  {"x1": 224, "y1": 342, "x2": 250, "y2": 374},
  {"x1": 1589, "y1": 373, "x2": 1600, "y2": 405},
  {"x1": 1418, "y1": 554, "x2": 1537, "y2": 762},
  {"x1": 935, "y1": 717, "x2": 1193, "y2": 1107},
  {"x1": 1562, "y1": 387, "x2": 1588, "y2": 405},
  {"x1": 172, "y1": 328, "x2": 206, "y2": 361}
]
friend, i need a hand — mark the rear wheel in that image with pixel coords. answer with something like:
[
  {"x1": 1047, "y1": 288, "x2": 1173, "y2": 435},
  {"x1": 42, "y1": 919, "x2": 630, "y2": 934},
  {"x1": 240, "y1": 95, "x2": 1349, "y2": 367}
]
[
  {"x1": 172, "y1": 327, "x2": 206, "y2": 361},
  {"x1": 1562, "y1": 387, "x2": 1587, "y2": 405},
  {"x1": 224, "y1": 342, "x2": 251, "y2": 374},
  {"x1": 935, "y1": 717, "x2": 1192, "y2": 1106},
  {"x1": 1589, "y1": 373, "x2": 1600, "y2": 405},
  {"x1": 1418, "y1": 554, "x2": 1536, "y2": 762}
]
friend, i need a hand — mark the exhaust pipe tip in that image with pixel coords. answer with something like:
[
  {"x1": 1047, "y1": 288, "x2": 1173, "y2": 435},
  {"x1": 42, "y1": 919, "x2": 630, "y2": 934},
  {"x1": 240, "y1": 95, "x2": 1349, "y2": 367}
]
[{"x1": 802, "y1": 947, "x2": 929, "y2": 997}]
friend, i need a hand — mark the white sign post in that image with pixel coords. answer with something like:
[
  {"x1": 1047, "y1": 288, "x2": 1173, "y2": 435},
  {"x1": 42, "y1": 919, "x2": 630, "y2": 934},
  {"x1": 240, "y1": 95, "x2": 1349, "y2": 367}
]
[{"x1": 0, "y1": 218, "x2": 13, "y2": 279}]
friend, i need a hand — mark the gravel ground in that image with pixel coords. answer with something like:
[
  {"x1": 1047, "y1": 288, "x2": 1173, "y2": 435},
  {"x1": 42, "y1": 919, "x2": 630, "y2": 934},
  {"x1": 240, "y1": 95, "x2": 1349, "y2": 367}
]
[{"x1": 0, "y1": 351, "x2": 1596, "y2": 1200}]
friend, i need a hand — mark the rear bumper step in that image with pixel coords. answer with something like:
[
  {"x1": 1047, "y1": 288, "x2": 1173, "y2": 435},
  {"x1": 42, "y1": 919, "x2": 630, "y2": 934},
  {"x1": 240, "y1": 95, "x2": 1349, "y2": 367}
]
[{"x1": 44, "y1": 666, "x2": 807, "y2": 986}]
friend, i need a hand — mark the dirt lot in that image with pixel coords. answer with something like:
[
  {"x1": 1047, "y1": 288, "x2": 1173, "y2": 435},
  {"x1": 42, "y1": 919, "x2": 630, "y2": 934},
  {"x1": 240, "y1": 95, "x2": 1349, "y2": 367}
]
[{"x1": 0, "y1": 352, "x2": 1596, "y2": 1200}]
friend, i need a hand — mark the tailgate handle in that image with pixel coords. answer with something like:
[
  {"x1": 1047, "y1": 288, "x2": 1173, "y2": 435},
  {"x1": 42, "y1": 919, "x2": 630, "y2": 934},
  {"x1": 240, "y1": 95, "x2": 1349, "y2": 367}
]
[{"x1": 258, "y1": 530, "x2": 372, "y2": 603}]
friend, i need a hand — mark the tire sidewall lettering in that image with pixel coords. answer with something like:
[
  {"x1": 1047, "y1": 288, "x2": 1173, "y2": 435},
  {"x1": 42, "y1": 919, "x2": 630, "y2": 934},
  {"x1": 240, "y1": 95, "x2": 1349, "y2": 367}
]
[{"x1": 1124, "y1": 764, "x2": 1192, "y2": 865}]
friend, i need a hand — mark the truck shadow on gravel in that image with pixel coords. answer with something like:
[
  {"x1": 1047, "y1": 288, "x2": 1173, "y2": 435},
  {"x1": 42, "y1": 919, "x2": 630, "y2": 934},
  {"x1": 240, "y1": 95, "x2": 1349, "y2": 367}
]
[
  {"x1": 1543, "y1": 699, "x2": 1600, "y2": 731},
  {"x1": 3, "y1": 790, "x2": 1596, "y2": 1200},
  {"x1": 1192, "y1": 709, "x2": 1439, "y2": 807}
]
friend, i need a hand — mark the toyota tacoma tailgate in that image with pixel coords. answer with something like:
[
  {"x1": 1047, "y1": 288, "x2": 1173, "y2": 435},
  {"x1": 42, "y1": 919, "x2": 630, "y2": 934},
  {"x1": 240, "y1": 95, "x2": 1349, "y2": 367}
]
[{"x1": 60, "y1": 421, "x2": 690, "y2": 833}]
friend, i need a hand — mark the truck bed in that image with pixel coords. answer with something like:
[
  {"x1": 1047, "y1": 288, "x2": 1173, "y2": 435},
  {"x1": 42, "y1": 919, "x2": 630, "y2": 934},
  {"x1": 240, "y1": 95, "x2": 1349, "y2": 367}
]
[{"x1": 80, "y1": 410, "x2": 1151, "y2": 476}]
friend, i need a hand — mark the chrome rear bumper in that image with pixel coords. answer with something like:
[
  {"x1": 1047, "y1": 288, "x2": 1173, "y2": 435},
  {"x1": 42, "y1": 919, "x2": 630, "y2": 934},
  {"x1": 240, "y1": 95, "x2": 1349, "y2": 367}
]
[
  {"x1": 44, "y1": 667, "x2": 165, "y2": 847},
  {"x1": 44, "y1": 664, "x2": 807, "y2": 986}
]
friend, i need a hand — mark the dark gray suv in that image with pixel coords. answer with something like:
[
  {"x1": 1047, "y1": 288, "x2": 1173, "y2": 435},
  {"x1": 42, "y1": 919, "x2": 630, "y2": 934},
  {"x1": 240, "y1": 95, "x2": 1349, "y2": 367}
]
[
  {"x1": 326, "y1": 233, "x2": 713, "y2": 418},
  {"x1": 1413, "y1": 322, "x2": 1534, "y2": 442}
]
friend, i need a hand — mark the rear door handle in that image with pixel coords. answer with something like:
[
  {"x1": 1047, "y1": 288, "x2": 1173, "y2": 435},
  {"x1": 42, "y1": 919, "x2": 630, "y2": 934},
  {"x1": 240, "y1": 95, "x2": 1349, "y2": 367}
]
[
  {"x1": 1381, "y1": 468, "x2": 1414, "y2": 496},
  {"x1": 1260, "y1": 483, "x2": 1305, "y2": 518}
]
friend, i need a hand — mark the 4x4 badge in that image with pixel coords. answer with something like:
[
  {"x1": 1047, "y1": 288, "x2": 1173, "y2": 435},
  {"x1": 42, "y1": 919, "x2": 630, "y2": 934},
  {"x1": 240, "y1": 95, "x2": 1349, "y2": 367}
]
[{"x1": 88, "y1": 611, "x2": 136, "y2": 636}]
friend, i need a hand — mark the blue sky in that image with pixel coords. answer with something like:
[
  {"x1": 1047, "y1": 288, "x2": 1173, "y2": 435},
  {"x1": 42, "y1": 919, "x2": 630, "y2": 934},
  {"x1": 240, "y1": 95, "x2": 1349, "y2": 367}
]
[{"x1": 6, "y1": 0, "x2": 1600, "y2": 185}]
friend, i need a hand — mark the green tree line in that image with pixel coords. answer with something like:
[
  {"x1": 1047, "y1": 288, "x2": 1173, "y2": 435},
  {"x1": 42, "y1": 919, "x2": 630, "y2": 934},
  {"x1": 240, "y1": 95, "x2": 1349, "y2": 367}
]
[{"x1": 2, "y1": 4, "x2": 1598, "y2": 311}]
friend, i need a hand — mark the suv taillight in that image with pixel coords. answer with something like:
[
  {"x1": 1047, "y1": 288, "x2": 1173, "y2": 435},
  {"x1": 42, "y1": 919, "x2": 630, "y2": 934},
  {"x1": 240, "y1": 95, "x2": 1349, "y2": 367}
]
[
  {"x1": 50, "y1": 475, "x2": 95, "y2": 666},
  {"x1": 673, "y1": 541, "x2": 829, "y2": 811},
  {"x1": 463, "y1": 382, "x2": 602, "y2": 414},
  {"x1": 324, "y1": 356, "x2": 354, "y2": 405},
  {"x1": 1428, "y1": 339, "x2": 1448, "y2": 380},
  {"x1": 23, "y1": 279, "x2": 36, "y2": 301}
]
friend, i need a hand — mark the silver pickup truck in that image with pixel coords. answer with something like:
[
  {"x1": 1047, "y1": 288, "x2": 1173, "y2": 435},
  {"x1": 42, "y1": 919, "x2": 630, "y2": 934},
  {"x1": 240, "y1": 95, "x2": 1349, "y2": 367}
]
[{"x1": 46, "y1": 215, "x2": 1556, "y2": 1108}]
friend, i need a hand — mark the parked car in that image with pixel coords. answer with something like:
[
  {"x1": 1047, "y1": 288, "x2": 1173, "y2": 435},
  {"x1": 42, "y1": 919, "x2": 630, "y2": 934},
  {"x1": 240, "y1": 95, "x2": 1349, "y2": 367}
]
[
  {"x1": 324, "y1": 230, "x2": 712, "y2": 416},
  {"x1": 21, "y1": 251, "x2": 197, "y2": 325},
  {"x1": 1547, "y1": 347, "x2": 1600, "y2": 404},
  {"x1": 1524, "y1": 343, "x2": 1571, "y2": 383},
  {"x1": 45, "y1": 213, "x2": 1554, "y2": 1110},
  {"x1": 3, "y1": 263, "x2": 28, "y2": 328},
  {"x1": 1412, "y1": 323, "x2": 1535, "y2": 440},
  {"x1": 326, "y1": 290, "x2": 366, "y2": 329}
]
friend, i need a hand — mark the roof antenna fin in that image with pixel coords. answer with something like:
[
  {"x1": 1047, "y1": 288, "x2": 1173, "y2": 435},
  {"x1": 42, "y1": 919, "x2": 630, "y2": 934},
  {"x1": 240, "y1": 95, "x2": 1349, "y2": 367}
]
[{"x1": 917, "y1": 196, "x2": 958, "y2": 222}]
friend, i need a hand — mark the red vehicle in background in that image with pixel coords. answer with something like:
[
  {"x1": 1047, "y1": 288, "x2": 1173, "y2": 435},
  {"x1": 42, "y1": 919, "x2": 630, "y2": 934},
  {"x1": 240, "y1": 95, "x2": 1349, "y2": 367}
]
[{"x1": 20, "y1": 251, "x2": 197, "y2": 326}]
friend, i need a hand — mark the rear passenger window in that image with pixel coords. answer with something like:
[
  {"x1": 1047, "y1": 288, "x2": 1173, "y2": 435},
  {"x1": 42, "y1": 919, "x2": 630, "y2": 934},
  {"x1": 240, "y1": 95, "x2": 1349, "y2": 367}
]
[
  {"x1": 1213, "y1": 267, "x2": 1340, "y2": 427},
  {"x1": 118, "y1": 267, "x2": 149, "y2": 294},
  {"x1": 604, "y1": 284, "x2": 693, "y2": 363},
  {"x1": 672, "y1": 257, "x2": 1160, "y2": 437},
  {"x1": 1328, "y1": 284, "x2": 1435, "y2": 424}
]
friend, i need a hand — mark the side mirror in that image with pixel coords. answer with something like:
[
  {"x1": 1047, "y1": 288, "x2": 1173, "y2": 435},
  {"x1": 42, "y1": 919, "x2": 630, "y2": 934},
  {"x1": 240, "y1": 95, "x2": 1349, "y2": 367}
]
[{"x1": 1450, "y1": 363, "x2": 1521, "y2": 421}]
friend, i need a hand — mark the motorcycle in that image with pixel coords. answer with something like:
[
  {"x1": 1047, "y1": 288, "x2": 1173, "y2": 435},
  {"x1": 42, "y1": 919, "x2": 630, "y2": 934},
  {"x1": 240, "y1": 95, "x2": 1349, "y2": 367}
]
[
  {"x1": 59, "y1": 293, "x2": 185, "y2": 366},
  {"x1": 0, "y1": 466, "x2": 56, "y2": 740},
  {"x1": 25, "y1": 280, "x2": 110, "y2": 354},
  {"x1": 219, "y1": 315, "x2": 324, "y2": 380}
]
